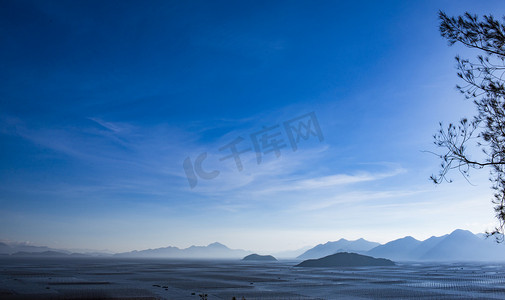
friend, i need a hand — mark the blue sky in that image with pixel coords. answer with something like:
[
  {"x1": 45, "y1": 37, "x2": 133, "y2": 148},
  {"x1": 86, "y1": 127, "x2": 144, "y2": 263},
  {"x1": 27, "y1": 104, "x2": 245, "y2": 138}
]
[{"x1": 1, "y1": 0, "x2": 504, "y2": 253}]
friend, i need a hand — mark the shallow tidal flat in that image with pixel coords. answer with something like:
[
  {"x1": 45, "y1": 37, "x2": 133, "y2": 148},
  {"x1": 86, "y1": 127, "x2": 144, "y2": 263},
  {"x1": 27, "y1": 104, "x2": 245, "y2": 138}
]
[{"x1": 1, "y1": 258, "x2": 505, "y2": 299}]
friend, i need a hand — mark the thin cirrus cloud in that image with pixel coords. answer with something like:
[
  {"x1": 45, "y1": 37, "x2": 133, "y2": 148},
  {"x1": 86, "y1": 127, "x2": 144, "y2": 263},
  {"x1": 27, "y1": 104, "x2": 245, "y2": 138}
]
[
  {"x1": 182, "y1": 144, "x2": 332, "y2": 194},
  {"x1": 87, "y1": 117, "x2": 134, "y2": 134},
  {"x1": 259, "y1": 167, "x2": 407, "y2": 194},
  {"x1": 292, "y1": 189, "x2": 426, "y2": 212}
]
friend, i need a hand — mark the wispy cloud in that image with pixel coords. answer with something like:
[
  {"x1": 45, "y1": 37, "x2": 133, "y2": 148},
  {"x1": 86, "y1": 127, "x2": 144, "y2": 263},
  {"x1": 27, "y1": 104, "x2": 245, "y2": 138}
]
[
  {"x1": 255, "y1": 167, "x2": 407, "y2": 194},
  {"x1": 290, "y1": 189, "x2": 424, "y2": 212},
  {"x1": 87, "y1": 117, "x2": 134, "y2": 134}
]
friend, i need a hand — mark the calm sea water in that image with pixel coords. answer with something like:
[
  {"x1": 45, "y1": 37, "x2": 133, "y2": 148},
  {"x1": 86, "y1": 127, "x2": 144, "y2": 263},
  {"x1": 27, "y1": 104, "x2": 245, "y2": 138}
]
[{"x1": 1, "y1": 258, "x2": 504, "y2": 299}]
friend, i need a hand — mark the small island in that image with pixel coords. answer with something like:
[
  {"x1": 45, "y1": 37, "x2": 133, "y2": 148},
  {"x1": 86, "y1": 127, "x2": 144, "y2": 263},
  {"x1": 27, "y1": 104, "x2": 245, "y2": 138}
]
[
  {"x1": 296, "y1": 252, "x2": 394, "y2": 267},
  {"x1": 242, "y1": 254, "x2": 277, "y2": 261}
]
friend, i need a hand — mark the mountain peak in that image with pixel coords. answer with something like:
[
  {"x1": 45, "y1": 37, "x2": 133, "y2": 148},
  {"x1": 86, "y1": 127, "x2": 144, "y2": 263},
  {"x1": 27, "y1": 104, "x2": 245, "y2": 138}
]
[
  {"x1": 400, "y1": 236, "x2": 419, "y2": 242},
  {"x1": 207, "y1": 242, "x2": 228, "y2": 249},
  {"x1": 449, "y1": 229, "x2": 474, "y2": 236}
]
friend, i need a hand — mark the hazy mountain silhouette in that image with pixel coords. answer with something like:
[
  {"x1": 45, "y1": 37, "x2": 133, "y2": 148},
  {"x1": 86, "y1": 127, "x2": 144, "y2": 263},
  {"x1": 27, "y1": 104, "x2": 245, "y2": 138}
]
[
  {"x1": 0, "y1": 241, "x2": 68, "y2": 255},
  {"x1": 298, "y1": 238, "x2": 380, "y2": 259},
  {"x1": 367, "y1": 236, "x2": 421, "y2": 261},
  {"x1": 115, "y1": 242, "x2": 251, "y2": 259},
  {"x1": 2, "y1": 229, "x2": 503, "y2": 261},
  {"x1": 407, "y1": 234, "x2": 448, "y2": 259},
  {"x1": 11, "y1": 251, "x2": 72, "y2": 257},
  {"x1": 242, "y1": 254, "x2": 277, "y2": 261},
  {"x1": 296, "y1": 252, "x2": 395, "y2": 267},
  {"x1": 367, "y1": 229, "x2": 505, "y2": 261},
  {"x1": 420, "y1": 229, "x2": 503, "y2": 261}
]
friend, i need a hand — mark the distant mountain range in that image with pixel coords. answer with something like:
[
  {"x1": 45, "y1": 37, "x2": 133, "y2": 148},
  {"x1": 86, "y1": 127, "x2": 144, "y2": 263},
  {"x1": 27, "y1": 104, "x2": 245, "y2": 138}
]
[
  {"x1": 0, "y1": 241, "x2": 112, "y2": 257},
  {"x1": 1, "y1": 229, "x2": 504, "y2": 261},
  {"x1": 115, "y1": 242, "x2": 251, "y2": 259},
  {"x1": 0, "y1": 241, "x2": 70, "y2": 255},
  {"x1": 366, "y1": 229, "x2": 505, "y2": 262},
  {"x1": 297, "y1": 238, "x2": 380, "y2": 259}
]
